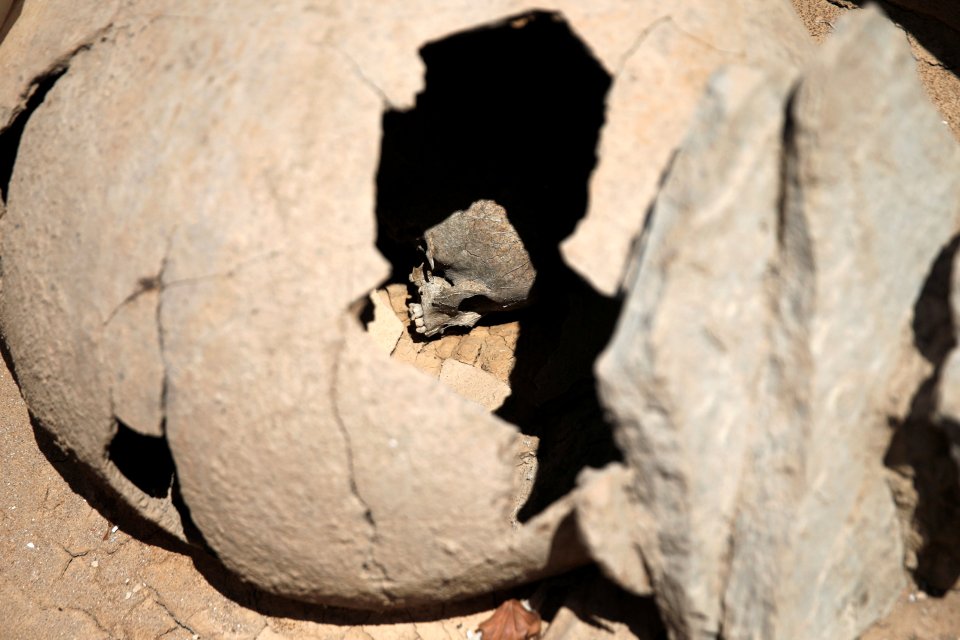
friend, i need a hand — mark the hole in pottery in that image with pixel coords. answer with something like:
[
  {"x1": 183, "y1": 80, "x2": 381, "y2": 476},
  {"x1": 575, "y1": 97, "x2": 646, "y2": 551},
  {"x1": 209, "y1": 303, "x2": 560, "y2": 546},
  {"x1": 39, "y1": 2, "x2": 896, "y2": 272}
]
[
  {"x1": 108, "y1": 419, "x2": 176, "y2": 499},
  {"x1": 368, "y1": 10, "x2": 622, "y2": 521}
]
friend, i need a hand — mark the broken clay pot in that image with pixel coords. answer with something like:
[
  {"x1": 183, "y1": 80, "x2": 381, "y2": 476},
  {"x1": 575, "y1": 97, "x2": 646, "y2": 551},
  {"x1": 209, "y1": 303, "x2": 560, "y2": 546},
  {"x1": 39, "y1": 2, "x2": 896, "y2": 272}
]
[{"x1": 0, "y1": 0, "x2": 810, "y2": 612}]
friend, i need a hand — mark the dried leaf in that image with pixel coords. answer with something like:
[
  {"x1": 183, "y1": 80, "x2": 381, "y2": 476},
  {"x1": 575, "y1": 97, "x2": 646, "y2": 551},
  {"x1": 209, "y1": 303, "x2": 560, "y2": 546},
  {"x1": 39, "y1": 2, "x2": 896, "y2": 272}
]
[{"x1": 477, "y1": 599, "x2": 542, "y2": 640}]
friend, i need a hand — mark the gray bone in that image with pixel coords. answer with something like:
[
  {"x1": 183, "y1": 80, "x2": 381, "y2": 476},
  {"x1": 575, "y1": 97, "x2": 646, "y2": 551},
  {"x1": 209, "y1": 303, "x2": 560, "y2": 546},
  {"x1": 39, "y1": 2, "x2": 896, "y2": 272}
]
[{"x1": 409, "y1": 200, "x2": 536, "y2": 336}]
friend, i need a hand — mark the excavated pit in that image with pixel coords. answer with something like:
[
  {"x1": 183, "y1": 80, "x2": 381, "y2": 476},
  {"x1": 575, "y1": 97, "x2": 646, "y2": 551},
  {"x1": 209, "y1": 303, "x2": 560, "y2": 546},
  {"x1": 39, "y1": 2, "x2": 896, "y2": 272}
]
[{"x1": 369, "y1": 11, "x2": 625, "y2": 523}]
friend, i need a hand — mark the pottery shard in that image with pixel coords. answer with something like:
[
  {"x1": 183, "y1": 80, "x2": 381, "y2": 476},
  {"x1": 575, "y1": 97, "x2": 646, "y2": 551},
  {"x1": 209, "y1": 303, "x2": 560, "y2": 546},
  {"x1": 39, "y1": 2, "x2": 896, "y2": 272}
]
[
  {"x1": 573, "y1": 464, "x2": 651, "y2": 597},
  {"x1": 597, "y1": 8, "x2": 960, "y2": 640}
]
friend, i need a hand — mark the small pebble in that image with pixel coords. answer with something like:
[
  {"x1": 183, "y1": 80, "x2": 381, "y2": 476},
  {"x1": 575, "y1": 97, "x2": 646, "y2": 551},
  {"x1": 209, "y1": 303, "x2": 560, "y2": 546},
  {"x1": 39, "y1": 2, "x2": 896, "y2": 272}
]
[
  {"x1": 125, "y1": 592, "x2": 131, "y2": 600},
  {"x1": 25, "y1": 542, "x2": 34, "y2": 549},
  {"x1": 91, "y1": 560, "x2": 99, "y2": 568}
]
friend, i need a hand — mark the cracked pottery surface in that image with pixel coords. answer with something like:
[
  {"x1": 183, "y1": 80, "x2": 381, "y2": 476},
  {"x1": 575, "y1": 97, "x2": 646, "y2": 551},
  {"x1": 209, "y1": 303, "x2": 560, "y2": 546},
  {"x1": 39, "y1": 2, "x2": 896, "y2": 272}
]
[
  {"x1": 1, "y1": 1, "x2": 959, "y2": 639},
  {"x1": 0, "y1": 0, "x2": 811, "y2": 609},
  {"x1": 1, "y1": 2, "x2": 959, "y2": 639}
]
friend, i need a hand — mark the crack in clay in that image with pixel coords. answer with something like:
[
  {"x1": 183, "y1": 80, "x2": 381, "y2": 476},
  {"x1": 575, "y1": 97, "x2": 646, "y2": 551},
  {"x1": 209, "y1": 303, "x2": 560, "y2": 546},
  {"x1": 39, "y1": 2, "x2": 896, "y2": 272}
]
[
  {"x1": 329, "y1": 332, "x2": 395, "y2": 597},
  {"x1": 669, "y1": 21, "x2": 746, "y2": 59},
  {"x1": 54, "y1": 606, "x2": 110, "y2": 635},
  {"x1": 616, "y1": 15, "x2": 745, "y2": 77},
  {"x1": 328, "y1": 45, "x2": 397, "y2": 109},
  {"x1": 152, "y1": 595, "x2": 200, "y2": 638},
  {"x1": 101, "y1": 276, "x2": 161, "y2": 327},
  {"x1": 154, "y1": 233, "x2": 175, "y2": 435},
  {"x1": 614, "y1": 16, "x2": 672, "y2": 78},
  {"x1": 439, "y1": 619, "x2": 456, "y2": 640},
  {"x1": 913, "y1": 54, "x2": 954, "y2": 71},
  {"x1": 824, "y1": 0, "x2": 859, "y2": 9},
  {"x1": 57, "y1": 544, "x2": 90, "y2": 578},
  {"x1": 409, "y1": 618, "x2": 425, "y2": 640},
  {"x1": 138, "y1": 583, "x2": 213, "y2": 638},
  {"x1": 102, "y1": 249, "x2": 282, "y2": 328}
]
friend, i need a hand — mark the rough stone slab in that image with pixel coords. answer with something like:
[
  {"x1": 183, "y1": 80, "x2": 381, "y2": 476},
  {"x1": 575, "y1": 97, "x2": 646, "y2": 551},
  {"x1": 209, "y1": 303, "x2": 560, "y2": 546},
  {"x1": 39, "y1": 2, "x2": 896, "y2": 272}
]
[
  {"x1": 597, "y1": 8, "x2": 960, "y2": 639},
  {"x1": 763, "y1": 9, "x2": 960, "y2": 637},
  {"x1": 597, "y1": 62, "x2": 795, "y2": 638}
]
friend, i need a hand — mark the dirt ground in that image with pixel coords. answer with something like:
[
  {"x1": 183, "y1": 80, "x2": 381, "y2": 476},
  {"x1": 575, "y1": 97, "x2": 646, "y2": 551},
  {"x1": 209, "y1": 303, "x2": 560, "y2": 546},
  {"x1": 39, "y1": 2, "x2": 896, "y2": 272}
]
[
  {"x1": 4, "y1": 2, "x2": 960, "y2": 638},
  {"x1": 791, "y1": 0, "x2": 960, "y2": 141}
]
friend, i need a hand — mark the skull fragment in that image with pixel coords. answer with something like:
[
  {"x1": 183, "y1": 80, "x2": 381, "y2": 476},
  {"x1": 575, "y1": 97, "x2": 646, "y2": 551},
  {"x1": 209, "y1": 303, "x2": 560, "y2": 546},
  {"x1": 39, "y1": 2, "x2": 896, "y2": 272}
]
[{"x1": 409, "y1": 200, "x2": 536, "y2": 336}]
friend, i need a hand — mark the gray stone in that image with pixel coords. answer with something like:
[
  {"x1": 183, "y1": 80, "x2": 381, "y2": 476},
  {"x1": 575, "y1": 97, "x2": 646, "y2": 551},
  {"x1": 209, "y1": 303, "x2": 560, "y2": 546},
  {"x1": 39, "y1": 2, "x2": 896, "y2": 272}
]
[
  {"x1": 766, "y1": 10, "x2": 960, "y2": 636},
  {"x1": 597, "y1": 7, "x2": 960, "y2": 639},
  {"x1": 598, "y1": 62, "x2": 796, "y2": 639}
]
